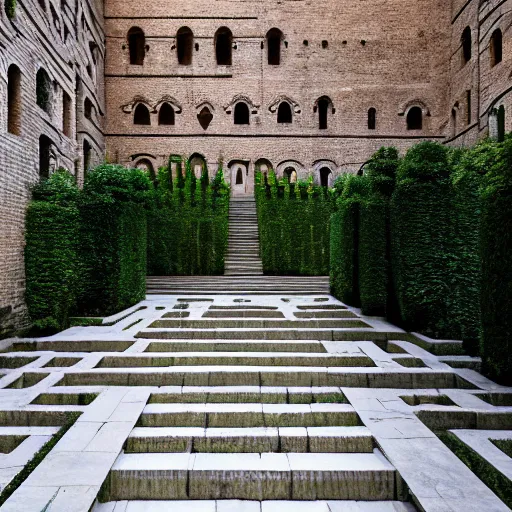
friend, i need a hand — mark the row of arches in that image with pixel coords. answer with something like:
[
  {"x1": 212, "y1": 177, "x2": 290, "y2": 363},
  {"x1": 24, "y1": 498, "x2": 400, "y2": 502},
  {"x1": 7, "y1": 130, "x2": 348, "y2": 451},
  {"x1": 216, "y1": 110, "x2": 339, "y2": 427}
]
[
  {"x1": 131, "y1": 99, "x2": 425, "y2": 130},
  {"x1": 127, "y1": 26, "x2": 285, "y2": 66},
  {"x1": 461, "y1": 26, "x2": 503, "y2": 67}
]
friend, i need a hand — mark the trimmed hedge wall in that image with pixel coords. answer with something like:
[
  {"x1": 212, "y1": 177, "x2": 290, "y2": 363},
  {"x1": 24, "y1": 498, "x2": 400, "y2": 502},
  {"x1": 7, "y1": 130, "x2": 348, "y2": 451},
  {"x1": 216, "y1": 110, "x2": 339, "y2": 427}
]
[
  {"x1": 480, "y1": 137, "x2": 512, "y2": 384},
  {"x1": 147, "y1": 161, "x2": 229, "y2": 275},
  {"x1": 24, "y1": 171, "x2": 80, "y2": 332},
  {"x1": 256, "y1": 172, "x2": 334, "y2": 275}
]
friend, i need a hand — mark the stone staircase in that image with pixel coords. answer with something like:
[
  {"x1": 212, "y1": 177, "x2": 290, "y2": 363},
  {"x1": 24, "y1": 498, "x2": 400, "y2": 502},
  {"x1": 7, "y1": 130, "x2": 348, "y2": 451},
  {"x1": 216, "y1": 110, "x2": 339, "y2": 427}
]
[{"x1": 225, "y1": 196, "x2": 263, "y2": 276}]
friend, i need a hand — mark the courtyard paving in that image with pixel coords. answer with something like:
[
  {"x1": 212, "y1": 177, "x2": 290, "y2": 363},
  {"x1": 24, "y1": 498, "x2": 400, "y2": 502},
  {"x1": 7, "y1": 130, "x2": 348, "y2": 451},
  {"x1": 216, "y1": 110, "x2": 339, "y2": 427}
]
[{"x1": 0, "y1": 294, "x2": 510, "y2": 511}]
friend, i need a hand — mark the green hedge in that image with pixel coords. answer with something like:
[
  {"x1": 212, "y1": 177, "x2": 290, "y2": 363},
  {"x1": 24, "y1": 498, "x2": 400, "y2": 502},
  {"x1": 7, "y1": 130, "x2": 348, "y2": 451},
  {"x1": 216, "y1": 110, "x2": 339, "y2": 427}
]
[
  {"x1": 390, "y1": 142, "x2": 455, "y2": 337},
  {"x1": 480, "y1": 137, "x2": 512, "y2": 384},
  {"x1": 256, "y1": 172, "x2": 334, "y2": 275},
  {"x1": 329, "y1": 175, "x2": 368, "y2": 305},
  {"x1": 24, "y1": 171, "x2": 80, "y2": 332},
  {"x1": 147, "y1": 160, "x2": 229, "y2": 275}
]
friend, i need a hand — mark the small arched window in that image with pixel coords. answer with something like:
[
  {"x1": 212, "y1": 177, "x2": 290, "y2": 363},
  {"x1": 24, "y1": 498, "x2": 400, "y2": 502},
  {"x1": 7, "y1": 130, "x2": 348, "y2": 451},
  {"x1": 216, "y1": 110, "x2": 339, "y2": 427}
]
[
  {"x1": 320, "y1": 167, "x2": 331, "y2": 187},
  {"x1": 234, "y1": 102, "x2": 250, "y2": 125},
  {"x1": 490, "y1": 29, "x2": 502, "y2": 67},
  {"x1": 136, "y1": 159, "x2": 155, "y2": 180},
  {"x1": 215, "y1": 27, "x2": 233, "y2": 65},
  {"x1": 177, "y1": 27, "x2": 193, "y2": 65},
  {"x1": 497, "y1": 105, "x2": 505, "y2": 142},
  {"x1": 134, "y1": 103, "x2": 150, "y2": 125},
  {"x1": 158, "y1": 103, "x2": 175, "y2": 125},
  {"x1": 266, "y1": 28, "x2": 283, "y2": 65},
  {"x1": 236, "y1": 168, "x2": 243, "y2": 185},
  {"x1": 317, "y1": 97, "x2": 330, "y2": 129},
  {"x1": 368, "y1": 108, "x2": 376, "y2": 130},
  {"x1": 39, "y1": 135, "x2": 53, "y2": 179},
  {"x1": 62, "y1": 91, "x2": 72, "y2": 136},
  {"x1": 128, "y1": 27, "x2": 145, "y2": 65},
  {"x1": 36, "y1": 68, "x2": 52, "y2": 114},
  {"x1": 83, "y1": 139, "x2": 92, "y2": 174},
  {"x1": 84, "y1": 97, "x2": 93, "y2": 120},
  {"x1": 277, "y1": 102, "x2": 292, "y2": 123},
  {"x1": 7, "y1": 65, "x2": 22, "y2": 136},
  {"x1": 461, "y1": 26, "x2": 472, "y2": 64},
  {"x1": 284, "y1": 167, "x2": 297, "y2": 183},
  {"x1": 406, "y1": 106, "x2": 423, "y2": 130}
]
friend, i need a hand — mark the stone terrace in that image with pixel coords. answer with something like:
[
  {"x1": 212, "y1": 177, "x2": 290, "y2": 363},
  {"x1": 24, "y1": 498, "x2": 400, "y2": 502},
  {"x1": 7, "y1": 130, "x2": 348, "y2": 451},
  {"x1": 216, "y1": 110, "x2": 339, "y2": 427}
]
[{"x1": 0, "y1": 294, "x2": 510, "y2": 511}]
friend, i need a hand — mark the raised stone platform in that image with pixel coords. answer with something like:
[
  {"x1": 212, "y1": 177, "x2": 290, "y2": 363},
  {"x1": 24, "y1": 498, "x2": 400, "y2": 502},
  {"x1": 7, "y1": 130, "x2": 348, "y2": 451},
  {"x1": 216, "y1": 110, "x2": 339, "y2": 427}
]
[{"x1": 0, "y1": 294, "x2": 510, "y2": 511}]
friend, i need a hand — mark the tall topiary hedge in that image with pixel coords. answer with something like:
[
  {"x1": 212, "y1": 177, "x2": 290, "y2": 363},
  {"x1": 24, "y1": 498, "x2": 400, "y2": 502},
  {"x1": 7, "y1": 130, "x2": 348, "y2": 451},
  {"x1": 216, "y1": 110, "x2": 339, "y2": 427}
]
[
  {"x1": 358, "y1": 147, "x2": 399, "y2": 316},
  {"x1": 256, "y1": 172, "x2": 334, "y2": 275},
  {"x1": 25, "y1": 170, "x2": 80, "y2": 332},
  {"x1": 77, "y1": 164, "x2": 151, "y2": 315},
  {"x1": 329, "y1": 174, "x2": 368, "y2": 305},
  {"x1": 480, "y1": 136, "x2": 512, "y2": 384},
  {"x1": 390, "y1": 141, "x2": 455, "y2": 337},
  {"x1": 147, "y1": 159, "x2": 229, "y2": 275}
]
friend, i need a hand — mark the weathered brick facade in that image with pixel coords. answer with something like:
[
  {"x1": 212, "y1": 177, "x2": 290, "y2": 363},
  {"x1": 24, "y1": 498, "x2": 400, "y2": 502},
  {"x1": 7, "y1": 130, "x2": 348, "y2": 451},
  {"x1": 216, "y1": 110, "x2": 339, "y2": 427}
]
[{"x1": 0, "y1": 0, "x2": 510, "y2": 331}]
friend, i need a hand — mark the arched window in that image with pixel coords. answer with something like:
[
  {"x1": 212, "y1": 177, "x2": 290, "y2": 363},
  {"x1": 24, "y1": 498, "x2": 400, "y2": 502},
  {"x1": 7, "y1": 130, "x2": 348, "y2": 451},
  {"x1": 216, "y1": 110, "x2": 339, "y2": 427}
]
[
  {"x1": 7, "y1": 65, "x2": 21, "y2": 136},
  {"x1": 62, "y1": 90, "x2": 72, "y2": 137},
  {"x1": 406, "y1": 106, "x2": 423, "y2": 130},
  {"x1": 284, "y1": 167, "x2": 297, "y2": 183},
  {"x1": 135, "y1": 159, "x2": 155, "y2": 180},
  {"x1": 497, "y1": 105, "x2": 505, "y2": 142},
  {"x1": 128, "y1": 27, "x2": 145, "y2": 65},
  {"x1": 36, "y1": 68, "x2": 52, "y2": 114},
  {"x1": 320, "y1": 167, "x2": 331, "y2": 187},
  {"x1": 134, "y1": 103, "x2": 150, "y2": 125},
  {"x1": 461, "y1": 26, "x2": 472, "y2": 64},
  {"x1": 317, "y1": 97, "x2": 330, "y2": 129},
  {"x1": 84, "y1": 97, "x2": 93, "y2": 120},
  {"x1": 234, "y1": 102, "x2": 250, "y2": 125},
  {"x1": 266, "y1": 28, "x2": 283, "y2": 65},
  {"x1": 215, "y1": 27, "x2": 233, "y2": 65},
  {"x1": 490, "y1": 29, "x2": 502, "y2": 67},
  {"x1": 277, "y1": 102, "x2": 292, "y2": 123},
  {"x1": 83, "y1": 139, "x2": 92, "y2": 174},
  {"x1": 451, "y1": 108, "x2": 457, "y2": 137},
  {"x1": 368, "y1": 108, "x2": 376, "y2": 130},
  {"x1": 177, "y1": 27, "x2": 193, "y2": 65},
  {"x1": 158, "y1": 103, "x2": 175, "y2": 125},
  {"x1": 39, "y1": 135, "x2": 53, "y2": 178},
  {"x1": 236, "y1": 168, "x2": 243, "y2": 185}
]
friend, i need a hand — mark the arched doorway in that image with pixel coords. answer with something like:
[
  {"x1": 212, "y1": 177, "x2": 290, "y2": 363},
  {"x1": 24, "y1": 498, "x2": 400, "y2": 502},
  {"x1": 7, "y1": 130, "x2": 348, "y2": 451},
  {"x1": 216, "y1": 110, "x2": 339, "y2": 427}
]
[{"x1": 229, "y1": 161, "x2": 249, "y2": 196}]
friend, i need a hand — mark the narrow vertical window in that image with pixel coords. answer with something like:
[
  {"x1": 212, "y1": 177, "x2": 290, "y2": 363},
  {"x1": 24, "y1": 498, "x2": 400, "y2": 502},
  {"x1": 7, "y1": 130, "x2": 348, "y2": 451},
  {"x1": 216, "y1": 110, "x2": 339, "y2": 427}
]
[
  {"x1": 215, "y1": 27, "x2": 233, "y2": 65},
  {"x1": 134, "y1": 103, "x2": 151, "y2": 125},
  {"x1": 7, "y1": 64, "x2": 22, "y2": 136},
  {"x1": 406, "y1": 107, "x2": 422, "y2": 130},
  {"x1": 461, "y1": 26, "x2": 472, "y2": 64},
  {"x1": 451, "y1": 108, "x2": 457, "y2": 137},
  {"x1": 128, "y1": 27, "x2": 145, "y2": 65},
  {"x1": 234, "y1": 102, "x2": 249, "y2": 125},
  {"x1": 36, "y1": 68, "x2": 52, "y2": 114},
  {"x1": 266, "y1": 28, "x2": 283, "y2": 65},
  {"x1": 277, "y1": 102, "x2": 292, "y2": 123},
  {"x1": 368, "y1": 107, "x2": 376, "y2": 130},
  {"x1": 177, "y1": 27, "x2": 193, "y2": 65},
  {"x1": 39, "y1": 135, "x2": 53, "y2": 178},
  {"x1": 62, "y1": 90, "x2": 72, "y2": 136},
  {"x1": 490, "y1": 29, "x2": 502, "y2": 67},
  {"x1": 466, "y1": 90, "x2": 472, "y2": 124},
  {"x1": 317, "y1": 97, "x2": 330, "y2": 129},
  {"x1": 84, "y1": 97, "x2": 93, "y2": 120},
  {"x1": 83, "y1": 139, "x2": 92, "y2": 173},
  {"x1": 320, "y1": 167, "x2": 331, "y2": 187},
  {"x1": 497, "y1": 105, "x2": 505, "y2": 142}
]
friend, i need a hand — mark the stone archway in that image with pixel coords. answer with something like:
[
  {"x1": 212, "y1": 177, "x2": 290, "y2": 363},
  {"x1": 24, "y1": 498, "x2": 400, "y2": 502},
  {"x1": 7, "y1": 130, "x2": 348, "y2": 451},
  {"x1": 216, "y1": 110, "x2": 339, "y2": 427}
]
[{"x1": 229, "y1": 160, "x2": 250, "y2": 196}]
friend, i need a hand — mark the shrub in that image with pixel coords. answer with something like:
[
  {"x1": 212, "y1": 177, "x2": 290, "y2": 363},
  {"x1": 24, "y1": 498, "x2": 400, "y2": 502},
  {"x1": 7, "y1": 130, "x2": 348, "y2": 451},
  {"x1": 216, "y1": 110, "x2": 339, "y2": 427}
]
[
  {"x1": 5, "y1": 0, "x2": 16, "y2": 18},
  {"x1": 77, "y1": 165, "x2": 151, "y2": 315},
  {"x1": 390, "y1": 141, "x2": 454, "y2": 337},
  {"x1": 147, "y1": 159, "x2": 229, "y2": 275},
  {"x1": 480, "y1": 136, "x2": 512, "y2": 383},
  {"x1": 256, "y1": 171, "x2": 334, "y2": 275},
  {"x1": 24, "y1": 170, "x2": 80, "y2": 332},
  {"x1": 330, "y1": 174, "x2": 369, "y2": 305}
]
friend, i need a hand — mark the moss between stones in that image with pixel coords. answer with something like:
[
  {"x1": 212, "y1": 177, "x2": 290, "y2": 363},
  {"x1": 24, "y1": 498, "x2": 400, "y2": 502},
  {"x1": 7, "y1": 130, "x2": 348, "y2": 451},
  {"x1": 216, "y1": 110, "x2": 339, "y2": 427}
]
[
  {"x1": 491, "y1": 439, "x2": 512, "y2": 459},
  {"x1": 0, "y1": 412, "x2": 80, "y2": 507},
  {"x1": 314, "y1": 393, "x2": 348, "y2": 404},
  {"x1": 438, "y1": 431, "x2": 512, "y2": 509}
]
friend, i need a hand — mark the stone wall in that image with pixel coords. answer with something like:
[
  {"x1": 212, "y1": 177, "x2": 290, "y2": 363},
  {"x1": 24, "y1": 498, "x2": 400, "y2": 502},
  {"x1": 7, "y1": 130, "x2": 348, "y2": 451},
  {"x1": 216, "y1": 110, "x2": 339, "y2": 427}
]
[{"x1": 0, "y1": 0, "x2": 104, "y2": 334}]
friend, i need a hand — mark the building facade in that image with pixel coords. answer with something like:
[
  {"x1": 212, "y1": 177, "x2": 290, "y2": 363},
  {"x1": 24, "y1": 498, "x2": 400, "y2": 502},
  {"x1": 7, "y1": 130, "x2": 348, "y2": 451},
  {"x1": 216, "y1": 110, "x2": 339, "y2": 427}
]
[{"x1": 0, "y1": 0, "x2": 510, "y2": 330}]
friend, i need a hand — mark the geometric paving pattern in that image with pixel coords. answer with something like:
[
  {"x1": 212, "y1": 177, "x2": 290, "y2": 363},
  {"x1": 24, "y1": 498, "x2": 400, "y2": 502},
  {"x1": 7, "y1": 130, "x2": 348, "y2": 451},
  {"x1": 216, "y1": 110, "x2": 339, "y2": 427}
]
[{"x1": 0, "y1": 294, "x2": 510, "y2": 511}]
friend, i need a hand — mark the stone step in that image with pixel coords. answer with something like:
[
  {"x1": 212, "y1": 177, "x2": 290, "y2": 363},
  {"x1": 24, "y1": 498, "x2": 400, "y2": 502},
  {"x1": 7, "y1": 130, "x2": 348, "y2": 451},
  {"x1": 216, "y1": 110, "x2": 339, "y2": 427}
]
[
  {"x1": 138, "y1": 403, "x2": 359, "y2": 427},
  {"x1": 93, "y1": 500, "x2": 416, "y2": 512},
  {"x1": 60, "y1": 367, "x2": 466, "y2": 388},
  {"x1": 224, "y1": 271, "x2": 265, "y2": 276},
  {"x1": 147, "y1": 290, "x2": 329, "y2": 295},
  {"x1": 147, "y1": 385, "x2": 345, "y2": 404},
  {"x1": 201, "y1": 310, "x2": 286, "y2": 318},
  {"x1": 143, "y1": 340, "x2": 327, "y2": 352},
  {"x1": 95, "y1": 352, "x2": 375, "y2": 368},
  {"x1": 126, "y1": 426, "x2": 373, "y2": 453},
  {"x1": 148, "y1": 319, "x2": 369, "y2": 329},
  {"x1": 107, "y1": 450, "x2": 396, "y2": 500}
]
